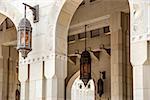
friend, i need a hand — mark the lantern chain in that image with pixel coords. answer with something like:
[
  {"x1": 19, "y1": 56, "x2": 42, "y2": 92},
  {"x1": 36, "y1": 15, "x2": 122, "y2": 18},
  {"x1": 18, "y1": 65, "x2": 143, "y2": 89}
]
[
  {"x1": 24, "y1": 4, "x2": 26, "y2": 18},
  {"x1": 85, "y1": 25, "x2": 87, "y2": 51}
]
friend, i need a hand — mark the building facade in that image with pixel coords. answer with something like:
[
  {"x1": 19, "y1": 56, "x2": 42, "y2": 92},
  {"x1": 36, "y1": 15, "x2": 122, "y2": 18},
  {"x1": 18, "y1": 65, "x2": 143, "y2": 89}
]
[{"x1": 0, "y1": 0, "x2": 150, "y2": 100}]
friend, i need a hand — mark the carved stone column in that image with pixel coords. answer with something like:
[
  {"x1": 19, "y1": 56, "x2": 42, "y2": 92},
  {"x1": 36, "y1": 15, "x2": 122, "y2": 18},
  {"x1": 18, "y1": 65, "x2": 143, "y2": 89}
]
[
  {"x1": 130, "y1": 1, "x2": 150, "y2": 99},
  {"x1": 111, "y1": 11, "x2": 132, "y2": 100},
  {"x1": 111, "y1": 11, "x2": 124, "y2": 100},
  {"x1": 0, "y1": 46, "x2": 18, "y2": 100},
  {"x1": 44, "y1": 54, "x2": 67, "y2": 100},
  {"x1": 131, "y1": 41, "x2": 150, "y2": 100},
  {"x1": 19, "y1": 64, "x2": 29, "y2": 100}
]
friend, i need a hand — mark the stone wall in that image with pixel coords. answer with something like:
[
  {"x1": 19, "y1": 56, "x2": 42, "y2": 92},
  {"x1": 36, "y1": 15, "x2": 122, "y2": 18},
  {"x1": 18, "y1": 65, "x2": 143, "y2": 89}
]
[{"x1": 0, "y1": 0, "x2": 149, "y2": 100}]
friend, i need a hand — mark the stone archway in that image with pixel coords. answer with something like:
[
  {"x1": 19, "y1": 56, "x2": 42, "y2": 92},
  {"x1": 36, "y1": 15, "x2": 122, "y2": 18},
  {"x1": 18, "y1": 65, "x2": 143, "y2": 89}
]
[
  {"x1": 55, "y1": 0, "x2": 132, "y2": 52},
  {"x1": 66, "y1": 71, "x2": 80, "y2": 100},
  {"x1": 71, "y1": 77, "x2": 95, "y2": 100},
  {"x1": 55, "y1": 0, "x2": 133, "y2": 100},
  {"x1": 66, "y1": 71, "x2": 96, "y2": 100},
  {"x1": 0, "y1": 3, "x2": 23, "y2": 100},
  {"x1": 0, "y1": 12, "x2": 19, "y2": 100}
]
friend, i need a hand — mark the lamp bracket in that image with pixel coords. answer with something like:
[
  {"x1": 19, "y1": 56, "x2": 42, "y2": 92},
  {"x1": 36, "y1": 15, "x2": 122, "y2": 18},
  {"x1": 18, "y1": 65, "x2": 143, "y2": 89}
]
[
  {"x1": 100, "y1": 44, "x2": 111, "y2": 56},
  {"x1": 23, "y1": 3, "x2": 39, "y2": 23},
  {"x1": 100, "y1": 71, "x2": 106, "y2": 79}
]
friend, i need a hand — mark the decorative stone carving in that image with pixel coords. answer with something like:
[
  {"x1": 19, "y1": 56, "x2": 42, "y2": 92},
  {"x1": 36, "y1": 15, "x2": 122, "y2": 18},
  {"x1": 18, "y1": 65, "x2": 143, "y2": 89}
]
[{"x1": 132, "y1": 4, "x2": 143, "y2": 34}]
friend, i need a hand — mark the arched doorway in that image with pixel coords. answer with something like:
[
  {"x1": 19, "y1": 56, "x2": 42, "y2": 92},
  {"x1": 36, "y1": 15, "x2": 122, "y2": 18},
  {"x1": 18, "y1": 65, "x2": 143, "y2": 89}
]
[
  {"x1": 0, "y1": 13, "x2": 20, "y2": 100},
  {"x1": 71, "y1": 76, "x2": 95, "y2": 100},
  {"x1": 66, "y1": 71, "x2": 96, "y2": 100},
  {"x1": 56, "y1": 0, "x2": 132, "y2": 100}
]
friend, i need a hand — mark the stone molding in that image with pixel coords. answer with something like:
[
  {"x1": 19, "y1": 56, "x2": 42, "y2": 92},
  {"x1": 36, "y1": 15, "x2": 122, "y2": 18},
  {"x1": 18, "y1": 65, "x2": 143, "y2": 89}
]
[
  {"x1": 19, "y1": 53, "x2": 67, "y2": 65},
  {"x1": 131, "y1": 33, "x2": 150, "y2": 43}
]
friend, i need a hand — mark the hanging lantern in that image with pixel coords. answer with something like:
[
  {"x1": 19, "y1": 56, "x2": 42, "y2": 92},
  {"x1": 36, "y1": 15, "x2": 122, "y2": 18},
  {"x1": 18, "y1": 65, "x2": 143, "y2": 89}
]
[
  {"x1": 97, "y1": 71, "x2": 105, "y2": 97},
  {"x1": 97, "y1": 78, "x2": 104, "y2": 97},
  {"x1": 17, "y1": 18, "x2": 32, "y2": 59},
  {"x1": 79, "y1": 25, "x2": 92, "y2": 87},
  {"x1": 17, "y1": 3, "x2": 39, "y2": 59},
  {"x1": 80, "y1": 50, "x2": 91, "y2": 86}
]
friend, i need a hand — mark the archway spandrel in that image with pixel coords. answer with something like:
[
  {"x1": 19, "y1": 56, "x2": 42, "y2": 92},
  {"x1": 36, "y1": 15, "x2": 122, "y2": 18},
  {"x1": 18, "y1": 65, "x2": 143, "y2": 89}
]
[{"x1": 0, "y1": 2, "x2": 22, "y2": 28}]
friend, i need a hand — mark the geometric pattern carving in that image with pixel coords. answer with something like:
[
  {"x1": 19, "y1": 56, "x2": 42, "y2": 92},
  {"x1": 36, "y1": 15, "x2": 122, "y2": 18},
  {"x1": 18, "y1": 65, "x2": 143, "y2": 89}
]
[{"x1": 19, "y1": 53, "x2": 67, "y2": 65}]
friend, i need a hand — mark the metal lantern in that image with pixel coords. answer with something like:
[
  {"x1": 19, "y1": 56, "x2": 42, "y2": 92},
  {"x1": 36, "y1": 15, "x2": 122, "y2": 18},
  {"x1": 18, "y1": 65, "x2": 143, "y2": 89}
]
[
  {"x1": 97, "y1": 77, "x2": 104, "y2": 97},
  {"x1": 17, "y1": 4, "x2": 32, "y2": 59},
  {"x1": 17, "y1": 3, "x2": 39, "y2": 59},
  {"x1": 17, "y1": 18, "x2": 32, "y2": 59},
  {"x1": 80, "y1": 50, "x2": 92, "y2": 86},
  {"x1": 80, "y1": 25, "x2": 92, "y2": 87},
  {"x1": 97, "y1": 71, "x2": 105, "y2": 97}
]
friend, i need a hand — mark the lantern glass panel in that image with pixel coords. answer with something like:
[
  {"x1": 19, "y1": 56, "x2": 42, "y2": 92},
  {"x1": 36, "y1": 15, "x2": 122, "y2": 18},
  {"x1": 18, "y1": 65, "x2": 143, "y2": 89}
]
[
  {"x1": 20, "y1": 31, "x2": 25, "y2": 47},
  {"x1": 28, "y1": 31, "x2": 31, "y2": 48},
  {"x1": 80, "y1": 64, "x2": 91, "y2": 78},
  {"x1": 25, "y1": 31, "x2": 29, "y2": 47}
]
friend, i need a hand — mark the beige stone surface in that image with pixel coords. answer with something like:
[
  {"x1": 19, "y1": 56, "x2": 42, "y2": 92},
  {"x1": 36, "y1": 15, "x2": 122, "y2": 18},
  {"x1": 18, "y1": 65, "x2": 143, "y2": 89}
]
[{"x1": 0, "y1": 0, "x2": 149, "y2": 100}]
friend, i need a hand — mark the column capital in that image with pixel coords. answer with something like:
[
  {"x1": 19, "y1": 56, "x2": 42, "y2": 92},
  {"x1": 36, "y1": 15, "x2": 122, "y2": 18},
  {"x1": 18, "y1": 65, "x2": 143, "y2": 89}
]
[
  {"x1": 44, "y1": 53, "x2": 67, "y2": 79},
  {"x1": 131, "y1": 41, "x2": 148, "y2": 66},
  {"x1": 19, "y1": 64, "x2": 29, "y2": 82}
]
